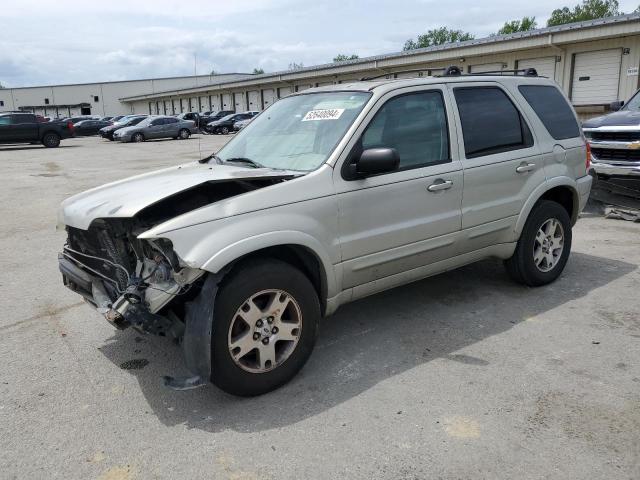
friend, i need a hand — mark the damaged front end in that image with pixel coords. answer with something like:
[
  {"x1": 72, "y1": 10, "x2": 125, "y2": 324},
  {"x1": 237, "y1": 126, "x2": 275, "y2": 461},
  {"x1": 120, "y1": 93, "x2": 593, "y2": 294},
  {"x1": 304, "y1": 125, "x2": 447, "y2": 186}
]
[
  {"x1": 59, "y1": 219, "x2": 204, "y2": 334},
  {"x1": 57, "y1": 163, "x2": 302, "y2": 389}
]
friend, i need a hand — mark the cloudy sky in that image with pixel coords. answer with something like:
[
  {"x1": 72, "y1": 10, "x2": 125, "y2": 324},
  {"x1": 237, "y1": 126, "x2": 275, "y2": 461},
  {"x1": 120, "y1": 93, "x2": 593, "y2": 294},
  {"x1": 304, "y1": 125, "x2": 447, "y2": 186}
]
[{"x1": 1, "y1": 0, "x2": 638, "y2": 87}]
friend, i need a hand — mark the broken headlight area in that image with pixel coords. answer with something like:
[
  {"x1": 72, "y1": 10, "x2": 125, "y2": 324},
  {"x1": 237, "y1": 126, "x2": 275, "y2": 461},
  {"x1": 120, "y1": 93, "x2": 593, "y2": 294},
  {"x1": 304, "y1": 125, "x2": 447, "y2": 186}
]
[{"x1": 59, "y1": 218, "x2": 204, "y2": 335}]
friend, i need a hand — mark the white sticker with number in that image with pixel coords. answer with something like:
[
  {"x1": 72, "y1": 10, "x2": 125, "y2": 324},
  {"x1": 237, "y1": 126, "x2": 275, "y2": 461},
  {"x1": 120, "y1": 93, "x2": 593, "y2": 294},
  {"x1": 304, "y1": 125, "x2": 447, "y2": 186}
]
[{"x1": 302, "y1": 108, "x2": 345, "y2": 121}]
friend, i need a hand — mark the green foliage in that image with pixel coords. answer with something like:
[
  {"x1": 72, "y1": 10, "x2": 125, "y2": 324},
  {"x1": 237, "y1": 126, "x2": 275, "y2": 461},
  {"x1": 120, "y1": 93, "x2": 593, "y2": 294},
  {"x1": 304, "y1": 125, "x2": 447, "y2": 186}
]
[
  {"x1": 288, "y1": 62, "x2": 304, "y2": 70},
  {"x1": 252, "y1": 68, "x2": 265, "y2": 74},
  {"x1": 403, "y1": 27, "x2": 474, "y2": 50},
  {"x1": 547, "y1": 0, "x2": 621, "y2": 26},
  {"x1": 498, "y1": 16, "x2": 538, "y2": 34},
  {"x1": 333, "y1": 54, "x2": 359, "y2": 62}
]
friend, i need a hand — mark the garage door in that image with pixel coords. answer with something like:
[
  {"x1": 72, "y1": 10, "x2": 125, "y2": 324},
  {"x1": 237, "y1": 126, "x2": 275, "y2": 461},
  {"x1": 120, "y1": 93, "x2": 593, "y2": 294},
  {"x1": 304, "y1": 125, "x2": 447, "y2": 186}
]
[
  {"x1": 247, "y1": 91, "x2": 260, "y2": 110},
  {"x1": 395, "y1": 71, "x2": 426, "y2": 79},
  {"x1": 262, "y1": 89, "x2": 275, "y2": 108},
  {"x1": 517, "y1": 57, "x2": 556, "y2": 79},
  {"x1": 278, "y1": 86, "x2": 293, "y2": 98},
  {"x1": 234, "y1": 92, "x2": 246, "y2": 112},
  {"x1": 296, "y1": 84, "x2": 311, "y2": 92},
  {"x1": 222, "y1": 93, "x2": 233, "y2": 110},
  {"x1": 469, "y1": 63, "x2": 505, "y2": 73},
  {"x1": 209, "y1": 94, "x2": 221, "y2": 111},
  {"x1": 571, "y1": 49, "x2": 622, "y2": 105}
]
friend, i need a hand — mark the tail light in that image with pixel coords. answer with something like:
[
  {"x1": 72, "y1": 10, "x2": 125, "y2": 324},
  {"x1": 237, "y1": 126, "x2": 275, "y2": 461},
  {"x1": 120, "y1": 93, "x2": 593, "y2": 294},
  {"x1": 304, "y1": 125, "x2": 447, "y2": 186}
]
[
  {"x1": 67, "y1": 121, "x2": 74, "y2": 132},
  {"x1": 585, "y1": 142, "x2": 591, "y2": 170}
]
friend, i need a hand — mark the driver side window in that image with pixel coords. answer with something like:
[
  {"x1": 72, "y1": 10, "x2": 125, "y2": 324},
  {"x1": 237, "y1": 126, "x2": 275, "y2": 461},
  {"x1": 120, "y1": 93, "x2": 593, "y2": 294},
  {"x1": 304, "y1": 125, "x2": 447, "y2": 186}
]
[{"x1": 362, "y1": 91, "x2": 450, "y2": 170}]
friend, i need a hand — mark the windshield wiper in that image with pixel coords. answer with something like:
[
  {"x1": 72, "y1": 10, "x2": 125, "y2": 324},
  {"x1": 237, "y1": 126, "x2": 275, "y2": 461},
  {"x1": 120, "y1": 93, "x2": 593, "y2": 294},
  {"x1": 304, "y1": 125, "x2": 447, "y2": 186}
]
[
  {"x1": 198, "y1": 153, "x2": 222, "y2": 164},
  {"x1": 224, "y1": 157, "x2": 265, "y2": 169}
]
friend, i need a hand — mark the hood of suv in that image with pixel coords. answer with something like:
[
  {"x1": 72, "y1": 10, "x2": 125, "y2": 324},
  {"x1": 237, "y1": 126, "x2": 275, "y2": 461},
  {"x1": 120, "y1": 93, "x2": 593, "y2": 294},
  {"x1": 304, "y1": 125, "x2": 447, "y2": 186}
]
[
  {"x1": 583, "y1": 110, "x2": 640, "y2": 128},
  {"x1": 58, "y1": 162, "x2": 300, "y2": 230}
]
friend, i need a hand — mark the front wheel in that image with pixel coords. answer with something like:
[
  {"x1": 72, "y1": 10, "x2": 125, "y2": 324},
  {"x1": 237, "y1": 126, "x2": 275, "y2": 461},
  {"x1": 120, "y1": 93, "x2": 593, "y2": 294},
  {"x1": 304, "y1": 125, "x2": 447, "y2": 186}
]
[
  {"x1": 42, "y1": 132, "x2": 60, "y2": 148},
  {"x1": 220, "y1": 126, "x2": 229, "y2": 135},
  {"x1": 132, "y1": 132, "x2": 144, "y2": 143},
  {"x1": 504, "y1": 200, "x2": 572, "y2": 286},
  {"x1": 211, "y1": 259, "x2": 320, "y2": 396},
  {"x1": 178, "y1": 128, "x2": 190, "y2": 140}
]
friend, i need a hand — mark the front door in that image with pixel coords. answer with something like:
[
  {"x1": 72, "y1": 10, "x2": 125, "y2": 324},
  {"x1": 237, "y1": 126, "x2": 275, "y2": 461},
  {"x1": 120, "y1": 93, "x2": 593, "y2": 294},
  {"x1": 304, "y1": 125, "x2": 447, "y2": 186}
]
[{"x1": 334, "y1": 87, "x2": 463, "y2": 289}]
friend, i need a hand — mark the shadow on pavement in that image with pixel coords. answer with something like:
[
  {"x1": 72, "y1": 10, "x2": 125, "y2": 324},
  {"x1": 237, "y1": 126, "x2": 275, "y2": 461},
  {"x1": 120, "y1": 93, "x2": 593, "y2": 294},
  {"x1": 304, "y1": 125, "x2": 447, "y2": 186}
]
[
  {"x1": 0, "y1": 144, "x2": 80, "y2": 152},
  {"x1": 98, "y1": 251, "x2": 635, "y2": 433}
]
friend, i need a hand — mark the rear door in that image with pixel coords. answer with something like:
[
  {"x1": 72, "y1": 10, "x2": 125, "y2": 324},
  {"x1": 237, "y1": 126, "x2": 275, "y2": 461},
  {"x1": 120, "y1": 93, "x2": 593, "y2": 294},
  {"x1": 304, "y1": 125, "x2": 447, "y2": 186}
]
[
  {"x1": 164, "y1": 117, "x2": 180, "y2": 137},
  {"x1": 10, "y1": 114, "x2": 38, "y2": 142},
  {"x1": 449, "y1": 82, "x2": 545, "y2": 253}
]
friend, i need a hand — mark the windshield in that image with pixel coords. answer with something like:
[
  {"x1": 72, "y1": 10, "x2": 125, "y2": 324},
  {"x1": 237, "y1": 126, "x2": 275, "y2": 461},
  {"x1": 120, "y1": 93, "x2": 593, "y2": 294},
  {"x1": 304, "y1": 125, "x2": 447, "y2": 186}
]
[
  {"x1": 215, "y1": 91, "x2": 371, "y2": 171},
  {"x1": 623, "y1": 90, "x2": 640, "y2": 111}
]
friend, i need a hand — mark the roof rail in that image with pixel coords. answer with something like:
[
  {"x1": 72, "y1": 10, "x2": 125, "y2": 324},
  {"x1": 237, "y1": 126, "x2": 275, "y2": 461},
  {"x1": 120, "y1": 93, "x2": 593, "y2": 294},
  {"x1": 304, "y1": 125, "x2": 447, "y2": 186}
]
[
  {"x1": 360, "y1": 68, "x2": 433, "y2": 81},
  {"x1": 439, "y1": 66, "x2": 539, "y2": 77}
]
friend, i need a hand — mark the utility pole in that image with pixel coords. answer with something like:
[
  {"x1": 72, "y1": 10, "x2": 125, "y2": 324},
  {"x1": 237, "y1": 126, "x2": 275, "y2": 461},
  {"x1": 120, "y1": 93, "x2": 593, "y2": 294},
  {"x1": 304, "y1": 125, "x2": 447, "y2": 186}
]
[{"x1": 194, "y1": 53, "x2": 198, "y2": 86}]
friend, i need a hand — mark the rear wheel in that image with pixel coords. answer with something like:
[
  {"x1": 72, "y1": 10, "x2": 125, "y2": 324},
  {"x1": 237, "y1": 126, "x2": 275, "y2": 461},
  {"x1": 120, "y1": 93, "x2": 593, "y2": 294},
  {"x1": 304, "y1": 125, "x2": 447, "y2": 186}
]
[
  {"x1": 505, "y1": 200, "x2": 572, "y2": 286},
  {"x1": 211, "y1": 259, "x2": 320, "y2": 396},
  {"x1": 42, "y1": 132, "x2": 60, "y2": 148},
  {"x1": 132, "y1": 132, "x2": 144, "y2": 143},
  {"x1": 178, "y1": 128, "x2": 190, "y2": 140}
]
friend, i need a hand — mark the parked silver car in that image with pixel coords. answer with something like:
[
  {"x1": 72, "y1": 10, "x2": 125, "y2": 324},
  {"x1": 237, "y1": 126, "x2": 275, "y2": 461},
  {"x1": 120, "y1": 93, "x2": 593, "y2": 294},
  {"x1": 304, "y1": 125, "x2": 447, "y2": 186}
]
[
  {"x1": 113, "y1": 115, "x2": 197, "y2": 142},
  {"x1": 58, "y1": 70, "x2": 592, "y2": 396}
]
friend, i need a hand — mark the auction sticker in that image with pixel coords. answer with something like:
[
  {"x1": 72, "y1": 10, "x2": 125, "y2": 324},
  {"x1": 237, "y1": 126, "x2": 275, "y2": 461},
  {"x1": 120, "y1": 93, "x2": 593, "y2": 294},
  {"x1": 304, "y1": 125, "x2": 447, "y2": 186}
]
[{"x1": 302, "y1": 108, "x2": 345, "y2": 121}]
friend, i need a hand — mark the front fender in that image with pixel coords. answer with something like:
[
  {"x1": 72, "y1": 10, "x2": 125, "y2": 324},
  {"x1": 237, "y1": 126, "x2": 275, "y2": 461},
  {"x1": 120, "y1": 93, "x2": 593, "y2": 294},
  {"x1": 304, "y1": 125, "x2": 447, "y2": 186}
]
[{"x1": 201, "y1": 230, "x2": 338, "y2": 298}]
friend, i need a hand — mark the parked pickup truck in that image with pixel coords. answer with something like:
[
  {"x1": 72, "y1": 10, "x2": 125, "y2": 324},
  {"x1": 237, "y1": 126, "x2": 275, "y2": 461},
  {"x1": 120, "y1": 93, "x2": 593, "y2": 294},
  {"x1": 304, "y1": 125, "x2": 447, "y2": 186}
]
[
  {"x1": 0, "y1": 112, "x2": 75, "y2": 147},
  {"x1": 583, "y1": 90, "x2": 640, "y2": 192}
]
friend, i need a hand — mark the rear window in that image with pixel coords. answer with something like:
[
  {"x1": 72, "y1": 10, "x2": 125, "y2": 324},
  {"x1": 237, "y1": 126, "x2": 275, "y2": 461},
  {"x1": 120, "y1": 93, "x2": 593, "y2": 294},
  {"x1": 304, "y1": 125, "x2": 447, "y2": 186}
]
[
  {"x1": 518, "y1": 85, "x2": 580, "y2": 140},
  {"x1": 454, "y1": 87, "x2": 533, "y2": 158}
]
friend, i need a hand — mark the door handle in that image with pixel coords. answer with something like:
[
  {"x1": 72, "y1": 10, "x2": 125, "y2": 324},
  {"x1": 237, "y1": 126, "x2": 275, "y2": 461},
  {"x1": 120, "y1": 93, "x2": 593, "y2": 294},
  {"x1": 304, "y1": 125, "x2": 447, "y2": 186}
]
[
  {"x1": 427, "y1": 179, "x2": 453, "y2": 192},
  {"x1": 516, "y1": 162, "x2": 536, "y2": 173}
]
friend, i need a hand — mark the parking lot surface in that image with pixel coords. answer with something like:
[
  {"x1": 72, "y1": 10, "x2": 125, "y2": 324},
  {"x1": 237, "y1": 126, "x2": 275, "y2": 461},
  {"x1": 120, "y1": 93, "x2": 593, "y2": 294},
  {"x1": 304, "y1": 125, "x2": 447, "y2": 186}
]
[{"x1": 1, "y1": 136, "x2": 639, "y2": 480}]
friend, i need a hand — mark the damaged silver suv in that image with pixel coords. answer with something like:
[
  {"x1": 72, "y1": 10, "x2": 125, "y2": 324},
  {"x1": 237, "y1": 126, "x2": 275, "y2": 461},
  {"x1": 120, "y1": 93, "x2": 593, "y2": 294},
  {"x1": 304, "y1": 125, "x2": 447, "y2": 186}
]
[{"x1": 58, "y1": 68, "x2": 592, "y2": 396}]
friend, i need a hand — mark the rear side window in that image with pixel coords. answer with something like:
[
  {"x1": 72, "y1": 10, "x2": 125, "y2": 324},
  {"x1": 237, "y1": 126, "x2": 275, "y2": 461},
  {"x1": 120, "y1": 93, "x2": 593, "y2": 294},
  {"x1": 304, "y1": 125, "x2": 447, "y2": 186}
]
[
  {"x1": 454, "y1": 87, "x2": 533, "y2": 159},
  {"x1": 362, "y1": 91, "x2": 450, "y2": 169},
  {"x1": 518, "y1": 85, "x2": 580, "y2": 140}
]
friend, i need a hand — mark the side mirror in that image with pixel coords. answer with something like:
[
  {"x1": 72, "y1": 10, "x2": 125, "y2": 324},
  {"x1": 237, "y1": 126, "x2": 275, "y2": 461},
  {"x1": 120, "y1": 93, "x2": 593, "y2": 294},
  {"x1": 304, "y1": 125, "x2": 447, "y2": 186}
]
[
  {"x1": 609, "y1": 100, "x2": 624, "y2": 111},
  {"x1": 347, "y1": 148, "x2": 400, "y2": 178}
]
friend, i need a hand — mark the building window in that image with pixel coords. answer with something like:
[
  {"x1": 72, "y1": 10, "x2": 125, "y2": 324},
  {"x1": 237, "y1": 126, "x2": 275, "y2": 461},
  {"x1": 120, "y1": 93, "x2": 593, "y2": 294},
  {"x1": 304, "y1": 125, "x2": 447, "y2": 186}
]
[
  {"x1": 94, "y1": 96, "x2": 99, "y2": 102},
  {"x1": 44, "y1": 98, "x2": 50, "y2": 105}
]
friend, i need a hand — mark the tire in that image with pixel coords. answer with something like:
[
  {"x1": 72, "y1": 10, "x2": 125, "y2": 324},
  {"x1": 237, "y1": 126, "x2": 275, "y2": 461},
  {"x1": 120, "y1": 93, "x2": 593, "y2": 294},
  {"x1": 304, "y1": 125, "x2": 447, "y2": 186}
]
[
  {"x1": 132, "y1": 132, "x2": 144, "y2": 143},
  {"x1": 42, "y1": 132, "x2": 60, "y2": 148},
  {"x1": 211, "y1": 259, "x2": 320, "y2": 396},
  {"x1": 178, "y1": 128, "x2": 190, "y2": 140},
  {"x1": 504, "y1": 200, "x2": 572, "y2": 287},
  {"x1": 221, "y1": 126, "x2": 229, "y2": 135}
]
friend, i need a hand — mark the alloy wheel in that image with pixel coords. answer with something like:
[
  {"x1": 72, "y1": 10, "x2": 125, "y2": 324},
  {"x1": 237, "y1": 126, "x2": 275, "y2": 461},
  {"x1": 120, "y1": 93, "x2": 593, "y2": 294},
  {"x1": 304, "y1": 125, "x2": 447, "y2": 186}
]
[
  {"x1": 227, "y1": 289, "x2": 302, "y2": 373},
  {"x1": 533, "y1": 218, "x2": 564, "y2": 273}
]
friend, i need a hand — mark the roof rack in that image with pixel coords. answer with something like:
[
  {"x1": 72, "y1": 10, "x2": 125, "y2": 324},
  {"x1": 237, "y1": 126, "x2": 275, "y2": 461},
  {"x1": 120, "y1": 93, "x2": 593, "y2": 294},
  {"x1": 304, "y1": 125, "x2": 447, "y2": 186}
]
[
  {"x1": 360, "y1": 65, "x2": 538, "y2": 82},
  {"x1": 360, "y1": 68, "x2": 435, "y2": 81},
  {"x1": 440, "y1": 66, "x2": 539, "y2": 77}
]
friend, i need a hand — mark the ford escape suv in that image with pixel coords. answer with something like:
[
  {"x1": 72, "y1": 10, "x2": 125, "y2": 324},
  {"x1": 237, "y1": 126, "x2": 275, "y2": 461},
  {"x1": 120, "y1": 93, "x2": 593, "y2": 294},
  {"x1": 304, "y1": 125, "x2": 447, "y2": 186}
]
[{"x1": 57, "y1": 69, "x2": 592, "y2": 396}]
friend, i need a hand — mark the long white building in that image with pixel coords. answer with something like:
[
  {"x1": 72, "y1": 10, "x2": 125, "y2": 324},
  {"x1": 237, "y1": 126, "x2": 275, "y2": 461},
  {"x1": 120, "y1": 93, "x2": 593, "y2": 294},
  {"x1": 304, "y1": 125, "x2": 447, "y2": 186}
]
[
  {"x1": 0, "y1": 73, "x2": 251, "y2": 117},
  {"x1": 2, "y1": 13, "x2": 640, "y2": 120}
]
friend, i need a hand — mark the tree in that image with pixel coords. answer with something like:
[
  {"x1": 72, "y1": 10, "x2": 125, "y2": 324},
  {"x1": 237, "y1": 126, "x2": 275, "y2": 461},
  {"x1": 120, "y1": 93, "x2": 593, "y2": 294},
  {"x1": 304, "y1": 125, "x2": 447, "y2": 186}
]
[
  {"x1": 333, "y1": 54, "x2": 359, "y2": 62},
  {"x1": 288, "y1": 62, "x2": 304, "y2": 70},
  {"x1": 547, "y1": 0, "x2": 620, "y2": 26},
  {"x1": 253, "y1": 68, "x2": 265, "y2": 74},
  {"x1": 210, "y1": 69, "x2": 216, "y2": 75},
  {"x1": 497, "y1": 16, "x2": 537, "y2": 35},
  {"x1": 403, "y1": 27, "x2": 474, "y2": 50}
]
